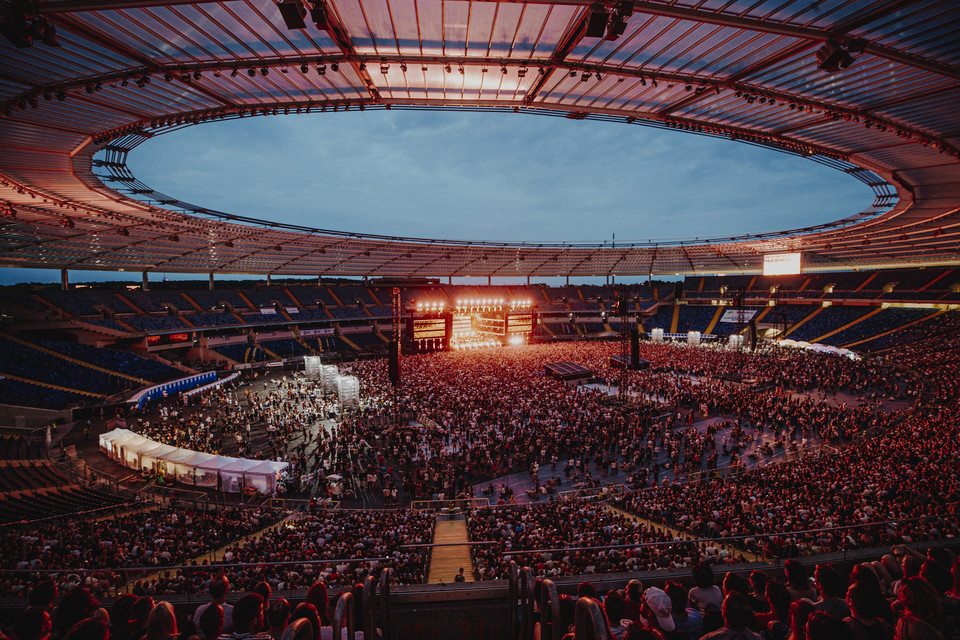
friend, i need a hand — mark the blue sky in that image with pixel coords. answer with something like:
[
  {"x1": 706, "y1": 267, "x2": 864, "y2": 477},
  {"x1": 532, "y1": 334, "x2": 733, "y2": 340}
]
[{"x1": 2, "y1": 110, "x2": 872, "y2": 285}]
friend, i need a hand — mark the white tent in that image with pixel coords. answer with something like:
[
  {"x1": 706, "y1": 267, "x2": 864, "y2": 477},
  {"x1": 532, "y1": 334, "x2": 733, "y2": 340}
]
[
  {"x1": 95, "y1": 429, "x2": 288, "y2": 494},
  {"x1": 158, "y1": 448, "x2": 215, "y2": 484},
  {"x1": 217, "y1": 458, "x2": 285, "y2": 494},
  {"x1": 138, "y1": 443, "x2": 178, "y2": 473},
  {"x1": 108, "y1": 430, "x2": 152, "y2": 468}
]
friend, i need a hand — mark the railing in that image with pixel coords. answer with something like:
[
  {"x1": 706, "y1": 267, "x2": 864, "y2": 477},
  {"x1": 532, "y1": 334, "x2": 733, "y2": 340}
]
[
  {"x1": 558, "y1": 483, "x2": 626, "y2": 501},
  {"x1": 539, "y1": 579, "x2": 563, "y2": 640},
  {"x1": 574, "y1": 598, "x2": 608, "y2": 640},
  {"x1": 2, "y1": 514, "x2": 954, "y2": 601},
  {"x1": 411, "y1": 497, "x2": 490, "y2": 511},
  {"x1": 332, "y1": 591, "x2": 356, "y2": 640}
]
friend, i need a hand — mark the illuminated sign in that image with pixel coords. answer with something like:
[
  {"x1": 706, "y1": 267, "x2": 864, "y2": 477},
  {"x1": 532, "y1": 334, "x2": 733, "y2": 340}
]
[{"x1": 763, "y1": 252, "x2": 802, "y2": 275}]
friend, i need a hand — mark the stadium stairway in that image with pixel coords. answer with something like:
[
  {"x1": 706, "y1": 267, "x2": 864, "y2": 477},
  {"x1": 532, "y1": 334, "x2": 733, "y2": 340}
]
[
  {"x1": 782, "y1": 307, "x2": 823, "y2": 338},
  {"x1": 114, "y1": 292, "x2": 145, "y2": 315},
  {"x1": 811, "y1": 307, "x2": 883, "y2": 344},
  {"x1": 31, "y1": 293, "x2": 68, "y2": 318},
  {"x1": 339, "y1": 335, "x2": 362, "y2": 351},
  {"x1": 294, "y1": 335, "x2": 318, "y2": 354},
  {"x1": 0, "y1": 372, "x2": 107, "y2": 400},
  {"x1": 259, "y1": 343, "x2": 283, "y2": 360},
  {"x1": 427, "y1": 516, "x2": 475, "y2": 583},
  {"x1": 326, "y1": 287, "x2": 345, "y2": 307},
  {"x1": 1, "y1": 332, "x2": 150, "y2": 386},
  {"x1": 842, "y1": 309, "x2": 945, "y2": 350},
  {"x1": 670, "y1": 305, "x2": 680, "y2": 333},
  {"x1": 235, "y1": 290, "x2": 257, "y2": 311},
  {"x1": 282, "y1": 287, "x2": 303, "y2": 309},
  {"x1": 178, "y1": 292, "x2": 205, "y2": 312},
  {"x1": 72, "y1": 318, "x2": 129, "y2": 338},
  {"x1": 704, "y1": 306, "x2": 724, "y2": 335},
  {"x1": 854, "y1": 272, "x2": 879, "y2": 292}
]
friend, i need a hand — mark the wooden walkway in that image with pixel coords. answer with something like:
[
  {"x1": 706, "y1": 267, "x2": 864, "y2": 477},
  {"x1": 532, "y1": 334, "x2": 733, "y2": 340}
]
[{"x1": 427, "y1": 518, "x2": 475, "y2": 584}]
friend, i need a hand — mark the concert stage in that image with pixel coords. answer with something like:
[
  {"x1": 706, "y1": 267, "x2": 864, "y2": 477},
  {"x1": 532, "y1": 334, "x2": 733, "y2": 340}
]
[{"x1": 544, "y1": 361, "x2": 594, "y2": 382}]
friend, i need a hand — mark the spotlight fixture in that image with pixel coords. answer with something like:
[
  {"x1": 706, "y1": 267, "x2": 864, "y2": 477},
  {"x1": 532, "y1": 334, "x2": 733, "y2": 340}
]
[
  {"x1": 444, "y1": 64, "x2": 451, "y2": 73},
  {"x1": 330, "y1": 62, "x2": 339, "y2": 72},
  {"x1": 380, "y1": 63, "x2": 389, "y2": 73},
  {"x1": 193, "y1": 71, "x2": 202, "y2": 80},
  {"x1": 261, "y1": 67, "x2": 269, "y2": 75},
  {"x1": 585, "y1": 5, "x2": 608, "y2": 38},
  {"x1": 359, "y1": 62, "x2": 367, "y2": 71},
  {"x1": 277, "y1": 0, "x2": 307, "y2": 29},
  {"x1": 581, "y1": 72, "x2": 590, "y2": 81},
  {"x1": 606, "y1": 15, "x2": 627, "y2": 40},
  {"x1": 317, "y1": 64, "x2": 326, "y2": 75},
  {"x1": 248, "y1": 68, "x2": 257, "y2": 76},
  {"x1": 231, "y1": 68, "x2": 239, "y2": 77},
  {"x1": 300, "y1": 64, "x2": 308, "y2": 73},
  {"x1": 517, "y1": 67, "x2": 527, "y2": 77},
  {"x1": 400, "y1": 62, "x2": 407, "y2": 72},
  {"x1": 816, "y1": 39, "x2": 858, "y2": 72},
  {"x1": 164, "y1": 72, "x2": 174, "y2": 81}
]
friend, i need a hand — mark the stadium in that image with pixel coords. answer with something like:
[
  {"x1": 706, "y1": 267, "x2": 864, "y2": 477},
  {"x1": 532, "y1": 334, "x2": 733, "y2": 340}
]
[{"x1": 0, "y1": 0, "x2": 959, "y2": 639}]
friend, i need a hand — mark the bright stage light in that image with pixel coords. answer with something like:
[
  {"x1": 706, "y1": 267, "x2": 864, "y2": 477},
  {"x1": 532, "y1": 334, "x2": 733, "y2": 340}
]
[{"x1": 508, "y1": 335, "x2": 524, "y2": 345}]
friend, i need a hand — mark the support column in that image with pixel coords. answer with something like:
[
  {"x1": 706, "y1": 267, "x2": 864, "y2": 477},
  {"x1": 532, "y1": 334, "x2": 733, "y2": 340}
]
[
  {"x1": 142, "y1": 272, "x2": 149, "y2": 291},
  {"x1": 448, "y1": 276, "x2": 452, "y2": 285},
  {"x1": 318, "y1": 275, "x2": 322, "y2": 285},
  {"x1": 266, "y1": 273, "x2": 272, "y2": 286},
  {"x1": 487, "y1": 275, "x2": 491, "y2": 286},
  {"x1": 565, "y1": 275, "x2": 570, "y2": 286},
  {"x1": 60, "y1": 269, "x2": 68, "y2": 291},
  {"x1": 209, "y1": 272, "x2": 215, "y2": 290},
  {"x1": 526, "y1": 275, "x2": 530, "y2": 285}
]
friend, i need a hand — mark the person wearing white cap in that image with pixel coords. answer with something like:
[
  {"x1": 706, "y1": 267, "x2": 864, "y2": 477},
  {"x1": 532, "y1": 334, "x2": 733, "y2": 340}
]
[{"x1": 639, "y1": 587, "x2": 675, "y2": 633}]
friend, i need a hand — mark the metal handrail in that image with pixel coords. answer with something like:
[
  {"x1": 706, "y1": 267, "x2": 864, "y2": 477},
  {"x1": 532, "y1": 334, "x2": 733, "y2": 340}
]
[
  {"x1": 508, "y1": 561, "x2": 520, "y2": 640},
  {"x1": 332, "y1": 591, "x2": 356, "y2": 640},
  {"x1": 521, "y1": 567, "x2": 535, "y2": 640},
  {"x1": 378, "y1": 568, "x2": 393, "y2": 640},
  {"x1": 2, "y1": 513, "x2": 952, "y2": 582},
  {"x1": 361, "y1": 575, "x2": 376, "y2": 640},
  {"x1": 539, "y1": 579, "x2": 563, "y2": 640},
  {"x1": 574, "y1": 597, "x2": 609, "y2": 640}
]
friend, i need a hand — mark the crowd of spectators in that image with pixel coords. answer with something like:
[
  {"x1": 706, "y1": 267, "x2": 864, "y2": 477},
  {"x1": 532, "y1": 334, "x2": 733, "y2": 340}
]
[
  {"x1": 467, "y1": 502, "x2": 745, "y2": 581},
  {"x1": 215, "y1": 508, "x2": 434, "y2": 591},
  {"x1": 534, "y1": 551, "x2": 960, "y2": 639},
  {"x1": 0, "y1": 507, "x2": 279, "y2": 598}
]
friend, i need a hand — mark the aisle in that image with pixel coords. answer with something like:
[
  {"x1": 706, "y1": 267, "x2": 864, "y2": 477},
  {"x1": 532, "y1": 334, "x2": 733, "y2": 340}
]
[{"x1": 427, "y1": 517, "x2": 475, "y2": 584}]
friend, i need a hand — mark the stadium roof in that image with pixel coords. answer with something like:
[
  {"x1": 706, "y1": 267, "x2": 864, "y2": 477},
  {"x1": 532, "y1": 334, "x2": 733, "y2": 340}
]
[{"x1": 0, "y1": 0, "x2": 958, "y2": 278}]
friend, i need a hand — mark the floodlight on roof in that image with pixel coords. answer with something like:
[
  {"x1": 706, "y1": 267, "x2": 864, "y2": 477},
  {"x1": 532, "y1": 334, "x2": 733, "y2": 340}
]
[
  {"x1": 585, "y1": 5, "x2": 608, "y2": 38},
  {"x1": 816, "y1": 39, "x2": 856, "y2": 72},
  {"x1": 278, "y1": 0, "x2": 307, "y2": 29},
  {"x1": 330, "y1": 62, "x2": 339, "y2": 72},
  {"x1": 317, "y1": 64, "x2": 326, "y2": 75}
]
